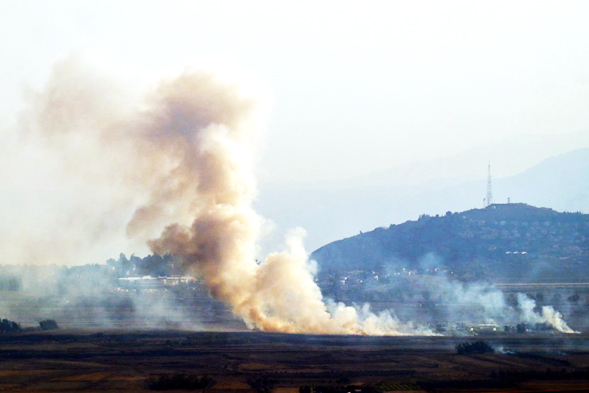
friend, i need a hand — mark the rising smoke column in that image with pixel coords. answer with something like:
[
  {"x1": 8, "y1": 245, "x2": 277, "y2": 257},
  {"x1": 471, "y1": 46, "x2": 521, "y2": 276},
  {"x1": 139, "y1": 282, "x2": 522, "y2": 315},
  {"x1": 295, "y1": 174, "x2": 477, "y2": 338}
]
[
  {"x1": 133, "y1": 71, "x2": 576, "y2": 335},
  {"x1": 516, "y1": 294, "x2": 577, "y2": 334},
  {"x1": 5, "y1": 55, "x2": 425, "y2": 334},
  {"x1": 7, "y1": 57, "x2": 576, "y2": 335},
  {"x1": 142, "y1": 70, "x2": 424, "y2": 334}
]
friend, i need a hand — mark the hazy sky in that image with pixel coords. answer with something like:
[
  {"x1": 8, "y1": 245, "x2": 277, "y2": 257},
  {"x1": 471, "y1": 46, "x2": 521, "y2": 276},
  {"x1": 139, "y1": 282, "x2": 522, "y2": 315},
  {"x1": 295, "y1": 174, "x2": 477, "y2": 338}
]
[
  {"x1": 2, "y1": 1, "x2": 589, "y2": 186},
  {"x1": 2, "y1": 1, "x2": 589, "y2": 265}
]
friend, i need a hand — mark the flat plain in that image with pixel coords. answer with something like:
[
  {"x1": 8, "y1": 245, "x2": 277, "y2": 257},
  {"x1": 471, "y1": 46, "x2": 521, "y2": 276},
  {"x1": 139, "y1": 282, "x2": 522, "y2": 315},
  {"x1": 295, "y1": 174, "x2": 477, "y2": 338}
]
[{"x1": 1, "y1": 330, "x2": 589, "y2": 392}]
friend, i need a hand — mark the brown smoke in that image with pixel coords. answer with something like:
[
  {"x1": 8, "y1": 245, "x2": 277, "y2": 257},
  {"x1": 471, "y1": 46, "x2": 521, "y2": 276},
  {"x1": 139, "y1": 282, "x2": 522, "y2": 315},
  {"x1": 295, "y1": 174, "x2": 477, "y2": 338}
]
[
  {"x1": 8, "y1": 57, "x2": 575, "y2": 335},
  {"x1": 141, "y1": 73, "x2": 362, "y2": 334},
  {"x1": 134, "y1": 67, "x2": 432, "y2": 334},
  {"x1": 7, "y1": 55, "x2": 430, "y2": 334}
]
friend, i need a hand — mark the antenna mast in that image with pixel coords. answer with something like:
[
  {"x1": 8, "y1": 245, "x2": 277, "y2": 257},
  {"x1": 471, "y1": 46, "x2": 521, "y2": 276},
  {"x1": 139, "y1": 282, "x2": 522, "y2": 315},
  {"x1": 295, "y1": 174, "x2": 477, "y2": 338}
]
[{"x1": 486, "y1": 162, "x2": 493, "y2": 207}]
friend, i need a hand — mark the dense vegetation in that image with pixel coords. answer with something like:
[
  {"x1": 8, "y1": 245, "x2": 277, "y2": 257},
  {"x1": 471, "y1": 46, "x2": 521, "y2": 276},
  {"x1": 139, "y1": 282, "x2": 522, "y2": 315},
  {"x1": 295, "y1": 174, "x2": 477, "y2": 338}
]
[
  {"x1": 0, "y1": 318, "x2": 21, "y2": 333},
  {"x1": 456, "y1": 341, "x2": 495, "y2": 355},
  {"x1": 39, "y1": 319, "x2": 59, "y2": 330},
  {"x1": 0, "y1": 253, "x2": 180, "y2": 294},
  {"x1": 312, "y1": 203, "x2": 588, "y2": 283}
]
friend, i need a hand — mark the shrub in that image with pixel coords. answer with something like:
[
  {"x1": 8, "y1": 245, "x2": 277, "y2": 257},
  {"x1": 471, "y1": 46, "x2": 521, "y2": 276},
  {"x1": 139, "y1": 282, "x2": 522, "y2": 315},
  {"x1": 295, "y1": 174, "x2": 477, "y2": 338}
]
[
  {"x1": 39, "y1": 319, "x2": 59, "y2": 330},
  {"x1": 0, "y1": 318, "x2": 21, "y2": 333},
  {"x1": 456, "y1": 340, "x2": 494, "y2": 355}
]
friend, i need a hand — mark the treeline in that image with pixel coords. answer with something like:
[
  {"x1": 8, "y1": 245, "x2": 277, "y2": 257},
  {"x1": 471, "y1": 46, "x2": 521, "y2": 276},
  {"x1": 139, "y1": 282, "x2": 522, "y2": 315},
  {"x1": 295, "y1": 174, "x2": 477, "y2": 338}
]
[
  {"x1": 0, "y1": 253, "x2": 180, "y2": 293},
  {"x1": 0, "y1": 318, "x2": 59, "y2": 333},
  {"x1": 106, "y1": 253, "x2": 179, "y2": 278},
  {"x1": 455, "y1": 341, "x2": 494, "y2": 355},
  {"x1": 311, "y1": 203, "x2": 589, "y2": 283},
  {"x1": 0, "y1": 318, "x2": 21, "y2": 333}
]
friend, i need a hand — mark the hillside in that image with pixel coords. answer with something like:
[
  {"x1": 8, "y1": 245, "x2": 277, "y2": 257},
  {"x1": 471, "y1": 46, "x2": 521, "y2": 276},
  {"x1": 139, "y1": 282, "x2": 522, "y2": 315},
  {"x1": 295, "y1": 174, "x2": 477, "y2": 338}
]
[
  {"x1": 256, "y1": 147, "x2": 589, "y2": 253},
  {"x1": 311, "y1": 203, "x2": 589, "y2": 283}
]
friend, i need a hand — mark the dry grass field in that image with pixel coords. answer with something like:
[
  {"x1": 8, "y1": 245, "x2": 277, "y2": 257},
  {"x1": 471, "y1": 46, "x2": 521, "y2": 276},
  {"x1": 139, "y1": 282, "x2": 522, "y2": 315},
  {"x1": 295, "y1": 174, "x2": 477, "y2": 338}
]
[{"x1": 1, "y1": 331, "x2": 589, "y2": 392}]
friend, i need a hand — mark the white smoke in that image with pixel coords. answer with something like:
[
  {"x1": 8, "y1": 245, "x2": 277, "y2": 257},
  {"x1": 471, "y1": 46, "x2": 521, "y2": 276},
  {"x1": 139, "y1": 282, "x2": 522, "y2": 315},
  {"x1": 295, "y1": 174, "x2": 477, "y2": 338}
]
[
  {"x1": 2, "y1": 55, "x2": 436, "y2": 335},
  {"x1": 517, "y1": 293, "x2": 577, "y2": 333},
  {"x1": 2, "y1": 55, "x2": 575, "y2": 336},
  {"x1": 412, "y1": 275, "x2": 576, "y2": 333}
]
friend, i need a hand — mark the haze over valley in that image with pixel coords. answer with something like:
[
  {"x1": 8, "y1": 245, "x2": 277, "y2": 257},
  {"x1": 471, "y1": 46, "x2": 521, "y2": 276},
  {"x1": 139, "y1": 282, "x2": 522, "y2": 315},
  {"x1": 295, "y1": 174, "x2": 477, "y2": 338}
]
[{"x1": 2, "y1": 3, "x2": 589, "y2": 391}]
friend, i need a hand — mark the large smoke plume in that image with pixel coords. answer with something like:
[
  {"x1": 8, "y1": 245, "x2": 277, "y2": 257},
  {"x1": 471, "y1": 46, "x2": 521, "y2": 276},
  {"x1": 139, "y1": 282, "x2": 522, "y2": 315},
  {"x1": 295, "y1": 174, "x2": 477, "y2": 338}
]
[
  {"x1": 135, "y1": 68, "x2": 421, "y2": 334},
  {"x1": 4, "y1": 55, "x2": 426, "y2": 335},
  {"x1": 2, "y1": 56, "x2": 576, "y2": 335}
]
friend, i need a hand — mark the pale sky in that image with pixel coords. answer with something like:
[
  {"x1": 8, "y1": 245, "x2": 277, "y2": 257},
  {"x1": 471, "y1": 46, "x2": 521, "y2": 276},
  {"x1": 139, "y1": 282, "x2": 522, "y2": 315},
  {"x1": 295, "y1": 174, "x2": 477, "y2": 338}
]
[
  {"x1": 2, "y1": 1, "x2": 589, "y2": 185},
  {"x1": 2, "y1": 1, "x2": 589, "y2": 264}
]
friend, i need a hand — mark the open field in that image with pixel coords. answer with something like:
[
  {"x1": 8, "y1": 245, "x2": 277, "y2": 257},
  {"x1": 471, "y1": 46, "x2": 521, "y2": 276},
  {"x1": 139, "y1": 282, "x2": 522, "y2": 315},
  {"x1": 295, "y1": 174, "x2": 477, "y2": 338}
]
[{"x1": 1, "y1": 330, "x2": 589, "y2": 392}]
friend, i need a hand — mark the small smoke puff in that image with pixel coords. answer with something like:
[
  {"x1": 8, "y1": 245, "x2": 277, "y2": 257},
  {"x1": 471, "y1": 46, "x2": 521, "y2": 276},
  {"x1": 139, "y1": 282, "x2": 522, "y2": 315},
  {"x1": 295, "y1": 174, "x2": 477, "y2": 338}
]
[
  {"x1": 541, "y1": 306, "x2": 577, "y2": 334},
  {"x1": 356, "y1": 304, "x2": 436, "y2": 336},
  {"x1": 516, "y1": 293, "x2": 576, "y2": 333}
]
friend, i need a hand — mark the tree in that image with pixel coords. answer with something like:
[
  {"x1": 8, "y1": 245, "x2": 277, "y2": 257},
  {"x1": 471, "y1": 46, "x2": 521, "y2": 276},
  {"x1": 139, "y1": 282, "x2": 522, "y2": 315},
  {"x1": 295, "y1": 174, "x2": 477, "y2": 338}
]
[
  {"x1": 39, "y1": 319, "x2": 59, "y2": 330},
  {"x1": 0, "y1": 318, "x2": 21, "y2": 333},
  {"x1": 456, "y1": 341, "x2": 494, "y2": 355}
]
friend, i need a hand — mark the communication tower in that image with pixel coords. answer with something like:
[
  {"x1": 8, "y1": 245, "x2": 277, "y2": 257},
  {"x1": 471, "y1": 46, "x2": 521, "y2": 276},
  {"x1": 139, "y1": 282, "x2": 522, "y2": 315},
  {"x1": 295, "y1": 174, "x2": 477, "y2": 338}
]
[{"x1": 486, "y1": 162, "x2": 493, "y2": 207}]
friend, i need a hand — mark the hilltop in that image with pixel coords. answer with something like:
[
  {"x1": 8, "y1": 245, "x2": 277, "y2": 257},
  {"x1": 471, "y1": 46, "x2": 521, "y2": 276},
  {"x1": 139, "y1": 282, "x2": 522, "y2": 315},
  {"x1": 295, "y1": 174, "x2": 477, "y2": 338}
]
[
  {"x1": 257, "y1": 147, "x2": 589, "y2": 254},
  {"x1": 311, "y1": 203, "x2": 589, "y2": 283}
]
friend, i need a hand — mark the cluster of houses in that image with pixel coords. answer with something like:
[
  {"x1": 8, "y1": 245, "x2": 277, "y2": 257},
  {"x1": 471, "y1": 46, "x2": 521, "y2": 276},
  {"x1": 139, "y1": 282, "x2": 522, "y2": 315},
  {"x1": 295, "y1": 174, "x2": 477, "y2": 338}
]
[
  {"x1": 434, "y1": 321, "x2": 555, "y2": 334},
  {"x1": 116, "y1": 276, "x2": 199, "y2": 291}
]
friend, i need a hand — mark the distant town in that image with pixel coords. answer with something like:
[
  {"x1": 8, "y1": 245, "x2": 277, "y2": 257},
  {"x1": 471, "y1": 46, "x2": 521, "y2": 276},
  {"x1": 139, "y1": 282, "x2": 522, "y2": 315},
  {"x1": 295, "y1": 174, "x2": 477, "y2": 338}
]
[{"x1": 0, "y1": 203, "x2": 587, "y2": 333}]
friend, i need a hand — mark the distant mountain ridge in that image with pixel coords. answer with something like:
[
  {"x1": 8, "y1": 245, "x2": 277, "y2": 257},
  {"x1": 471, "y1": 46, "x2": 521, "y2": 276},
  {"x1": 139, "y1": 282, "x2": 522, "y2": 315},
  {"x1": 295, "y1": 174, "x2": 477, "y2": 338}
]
[
  {"x1": 265, "y1": 130, "x2": 589, "y2": 189},
  {"x1": 310, "y1": 203, "x2": 589, "y2": 283},
  {"x1": 256, "y1": 147, "x2": 589, "y2": 254}
]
